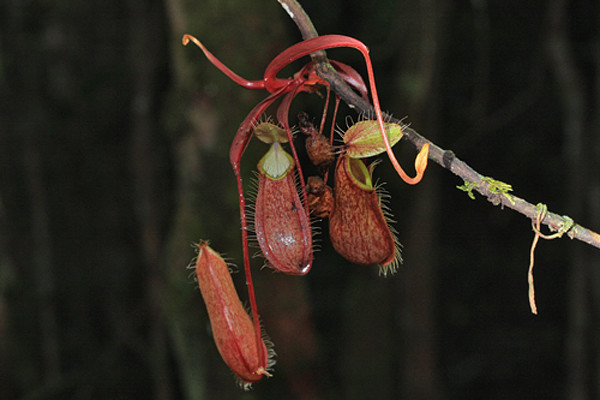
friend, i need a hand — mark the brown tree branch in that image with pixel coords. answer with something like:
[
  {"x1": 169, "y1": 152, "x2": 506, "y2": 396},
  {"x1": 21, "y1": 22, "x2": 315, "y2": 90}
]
[{"x1": 278, "y1": 0, "x2": 600, "y2": 250}]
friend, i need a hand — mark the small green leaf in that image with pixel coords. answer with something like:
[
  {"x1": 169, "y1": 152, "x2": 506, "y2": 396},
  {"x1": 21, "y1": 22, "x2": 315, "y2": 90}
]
[
  {"x1": 482, "y1": 177, "x2": 515, "y2": 205},
  {"x1": 344, "y1": 120, "x2": 403, "y2": 158},
  {"x1": 456, "y1": 181, "x2": 477, "y2": 200}
]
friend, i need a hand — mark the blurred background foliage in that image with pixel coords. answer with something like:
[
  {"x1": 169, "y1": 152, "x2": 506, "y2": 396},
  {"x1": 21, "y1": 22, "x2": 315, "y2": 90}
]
[{"x1": 1, "y1": 0, "x2": 600, "y2": 399}]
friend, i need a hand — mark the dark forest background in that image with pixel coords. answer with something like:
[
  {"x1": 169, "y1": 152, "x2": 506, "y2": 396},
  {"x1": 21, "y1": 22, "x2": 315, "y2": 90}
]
[{"x1": 2, "y1": 0, "x2": 600, "y2": 399}]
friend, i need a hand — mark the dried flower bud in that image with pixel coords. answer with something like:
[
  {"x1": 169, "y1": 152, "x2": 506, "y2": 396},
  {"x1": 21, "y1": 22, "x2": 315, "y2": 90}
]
[
  {"x1": 307, "y1": 175, "x2": 334, "y2": 218},
  {"x1": 194, "y1": 242, "x2": 272, "y2": 387},
  {"x1": 329, "y1": 154, "x2": 401, "y2": 275},
  {"x1": 298, "y1": 112, "x2": 335, "y2": 170},
  {"x1": 306, "y1": 133, "x2": 335, "y2": 170},
  {"x1": 255, "y1": 143, "x2": 313, "y2": 275}
]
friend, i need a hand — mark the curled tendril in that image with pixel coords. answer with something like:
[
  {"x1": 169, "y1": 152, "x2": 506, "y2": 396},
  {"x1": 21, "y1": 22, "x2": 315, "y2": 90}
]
[{"x1": 528, "y1": 204, "x2": 575, "y2": 315}]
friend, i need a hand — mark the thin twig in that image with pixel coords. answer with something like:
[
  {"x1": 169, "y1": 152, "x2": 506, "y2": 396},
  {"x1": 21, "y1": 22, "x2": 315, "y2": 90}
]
[{"x1": 277, "y1": 0, "x2": 600, "y2": 250}]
